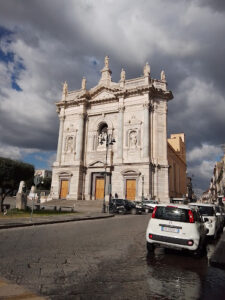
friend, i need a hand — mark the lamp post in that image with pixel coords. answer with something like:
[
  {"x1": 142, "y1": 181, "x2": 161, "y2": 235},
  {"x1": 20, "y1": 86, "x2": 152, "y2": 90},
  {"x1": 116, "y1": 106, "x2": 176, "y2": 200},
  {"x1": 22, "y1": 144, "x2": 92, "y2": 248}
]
[
  {"x1": 142, "y1": 175, "x2": 144, "y2": 202},
  {"x1": 99, "y1": 133, "x2": 115, "y2": 213}
]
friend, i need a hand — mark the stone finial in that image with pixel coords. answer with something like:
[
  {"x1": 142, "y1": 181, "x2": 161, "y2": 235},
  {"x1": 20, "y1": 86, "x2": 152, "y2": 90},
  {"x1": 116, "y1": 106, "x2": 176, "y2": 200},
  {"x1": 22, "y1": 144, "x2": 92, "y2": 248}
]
[
  {"x1": 143, "y1": 62, "x2": 150, "y2": 77},
  {"x1": 104, "y1": 56, "x2": 109, "y2": 68},
  {"x1": 62, "y1": 81, "x2": 68, "y2": 100},
  {"x1": 161, "y1": 70, "x2": 166, "y2": 81},
  {"x1": 120, "y1": 68, "x2": 126, "y2": 81},
  {"x1": 98, "y1": 56, "x2": 112, "y2": 86},
  {"x1": 81, "y1": 77, "x2": 86, "y2": 90}
]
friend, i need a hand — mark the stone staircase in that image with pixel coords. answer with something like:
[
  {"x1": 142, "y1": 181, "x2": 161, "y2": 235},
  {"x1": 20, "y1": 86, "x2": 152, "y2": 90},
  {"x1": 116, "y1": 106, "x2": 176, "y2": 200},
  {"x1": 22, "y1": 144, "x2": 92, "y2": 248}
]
[{"x1": 43, "y1": 199, "x2": 104, "y2": 213}]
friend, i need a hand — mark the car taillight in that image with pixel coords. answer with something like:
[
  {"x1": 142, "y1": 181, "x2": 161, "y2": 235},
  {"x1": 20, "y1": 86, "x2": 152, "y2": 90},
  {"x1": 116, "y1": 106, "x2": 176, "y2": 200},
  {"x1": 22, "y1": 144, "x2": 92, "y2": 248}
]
[
  {"x1": 188, "y1": 210, "x2": 195, "y2": 223},
  {"x1": 149, "y1": 234, "x2": 153, "y2": 239},
  {"x1": 151, "y1": 206, "x2": 157, "y2": 218}
]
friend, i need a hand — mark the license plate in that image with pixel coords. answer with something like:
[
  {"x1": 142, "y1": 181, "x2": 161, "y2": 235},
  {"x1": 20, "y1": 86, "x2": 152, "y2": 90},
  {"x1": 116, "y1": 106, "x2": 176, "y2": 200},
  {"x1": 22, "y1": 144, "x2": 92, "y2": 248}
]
[{"x1": 161, "y1": 226, "x2": 179, "y2": 233}]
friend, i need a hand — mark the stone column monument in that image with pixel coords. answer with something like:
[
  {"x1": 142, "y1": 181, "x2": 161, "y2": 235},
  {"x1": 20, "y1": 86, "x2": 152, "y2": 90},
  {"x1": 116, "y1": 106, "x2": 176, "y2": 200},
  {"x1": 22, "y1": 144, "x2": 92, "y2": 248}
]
[{"x1": 16, "y1": 181, "x2": 27, "y2": 210}]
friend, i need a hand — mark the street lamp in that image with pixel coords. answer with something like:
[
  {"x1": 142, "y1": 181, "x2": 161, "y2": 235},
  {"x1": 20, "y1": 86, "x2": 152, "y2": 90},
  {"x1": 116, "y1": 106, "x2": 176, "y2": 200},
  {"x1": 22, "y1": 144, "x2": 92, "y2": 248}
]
[
  {"x1": 99, "y1": 133, "x2": 116, "y2": 213},
  {"x1": 142, "y1": 175, "x2": 144, "y2": 202}
]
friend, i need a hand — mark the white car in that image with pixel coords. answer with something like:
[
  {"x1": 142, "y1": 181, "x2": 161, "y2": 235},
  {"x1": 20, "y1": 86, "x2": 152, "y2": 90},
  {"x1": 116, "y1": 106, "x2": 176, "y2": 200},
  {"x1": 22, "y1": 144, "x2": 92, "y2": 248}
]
[
  {"x1": 142, "y1": 200, "x2": 158, "y2": 212},
  {"x1": 146, "y1": 204, "x2": 208, "y2": 255},
  {"x1": 189, "y1": 203, "x2": 220, "y2": 239}
]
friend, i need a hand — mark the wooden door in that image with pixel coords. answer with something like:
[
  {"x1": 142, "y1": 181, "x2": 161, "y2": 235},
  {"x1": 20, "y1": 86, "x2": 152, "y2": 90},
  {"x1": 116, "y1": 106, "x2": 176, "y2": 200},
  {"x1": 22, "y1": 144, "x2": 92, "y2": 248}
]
[
  {"x1": 126, "y1": 179, "x2": 136, "y2": 200},
  {"x1": 95, "y1": 178, "x2": 105, "y2": 200},
  {"x1": 60, "y1": 180, "x2": 69, "y2": 199}
]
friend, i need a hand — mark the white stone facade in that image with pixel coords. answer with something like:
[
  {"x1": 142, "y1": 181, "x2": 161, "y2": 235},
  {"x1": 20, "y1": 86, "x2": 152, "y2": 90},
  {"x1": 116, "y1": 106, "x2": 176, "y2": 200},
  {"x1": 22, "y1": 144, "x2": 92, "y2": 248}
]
[{"x1": 50, "y1": 57, "x2": 173, "y2": 203}]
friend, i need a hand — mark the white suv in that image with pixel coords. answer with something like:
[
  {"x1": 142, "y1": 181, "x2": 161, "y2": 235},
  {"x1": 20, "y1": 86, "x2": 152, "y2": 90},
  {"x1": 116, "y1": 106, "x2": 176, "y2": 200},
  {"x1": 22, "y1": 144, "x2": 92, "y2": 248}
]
[
  {"x1": 189, "y1": 203, "x2": 220, "y2": 239},
  {"x1": 146, "y1": 204, "x2": 208, "y2": 255}
]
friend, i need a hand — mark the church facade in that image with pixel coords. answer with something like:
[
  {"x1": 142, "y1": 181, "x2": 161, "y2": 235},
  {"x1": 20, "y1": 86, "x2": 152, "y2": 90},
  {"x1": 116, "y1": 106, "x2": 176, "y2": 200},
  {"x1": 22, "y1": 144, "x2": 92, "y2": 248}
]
[{"x1": 50, "y1": 57, "x2": 173, "y2": 203}]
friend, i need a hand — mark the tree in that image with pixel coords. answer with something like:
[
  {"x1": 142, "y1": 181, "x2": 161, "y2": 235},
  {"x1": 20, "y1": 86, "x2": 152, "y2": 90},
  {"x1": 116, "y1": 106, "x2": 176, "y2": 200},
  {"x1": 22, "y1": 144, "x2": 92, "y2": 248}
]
[
  {"x1": 0, "y1": 157, "x2": 34, "y2": 212},
  {"x1": 36, "y1": 176, "x2": 51, "y2": 190}
]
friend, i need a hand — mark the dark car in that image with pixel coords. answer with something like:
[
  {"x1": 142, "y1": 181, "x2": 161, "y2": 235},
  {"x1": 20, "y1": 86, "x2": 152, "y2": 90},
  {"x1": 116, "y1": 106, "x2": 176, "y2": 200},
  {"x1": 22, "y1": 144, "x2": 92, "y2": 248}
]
[{"x1": 109, "y1": 198, "x2": 142, "y2": 214}]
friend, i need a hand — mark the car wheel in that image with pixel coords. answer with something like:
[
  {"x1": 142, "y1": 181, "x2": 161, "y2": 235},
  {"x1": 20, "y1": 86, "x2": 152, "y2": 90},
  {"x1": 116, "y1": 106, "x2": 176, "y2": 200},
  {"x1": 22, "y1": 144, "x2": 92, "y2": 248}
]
[
  {"x1": 146, "y1": 242, "x2": 155, "y2": 252},
  {"x1": 195, "y1": 240, "x2": 206, "y2": 257}
]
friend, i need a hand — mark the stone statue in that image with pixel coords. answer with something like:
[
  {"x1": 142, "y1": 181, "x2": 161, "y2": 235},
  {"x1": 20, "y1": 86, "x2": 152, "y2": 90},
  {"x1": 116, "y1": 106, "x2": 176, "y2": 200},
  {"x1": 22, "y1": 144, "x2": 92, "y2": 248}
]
[
  {"x1": 129, "y1": 131, "x2": 137, "y2": 149},
  {"x1": 66, "y1": 136, "x2": 74, "y2": 153},
  {"x1": 143, "y1": 62, "x2": 150, "y2": 77},
  {"x1": 81, "y1": 77, "x2": 86, "y2": 90},
  {"x1": 120, "y1": 68, "x2": 126, "y2": 81},
  {"x1": 16, "y1": 181, "x2": 27, "y2": 210},
  {"x1": 18, "y1": 181, "x2": 25, "y2": 193},
  {"x1": 104, "y1": 56, "x2": 109, "y2": 68},
  {"x1": 161, "y1": 70, "x2": 166, "y2": 81},
  {"x1": 62, "y1": 81, "x2": 68, "y2": 97}
]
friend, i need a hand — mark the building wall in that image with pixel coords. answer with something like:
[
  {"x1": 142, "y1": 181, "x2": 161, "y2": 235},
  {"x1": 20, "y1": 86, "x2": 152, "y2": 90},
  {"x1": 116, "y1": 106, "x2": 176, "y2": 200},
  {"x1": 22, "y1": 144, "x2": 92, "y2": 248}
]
[
  {"x1": 50, "y1": 58, "x2": 173, "y2": 203},
  {"x1": 167, "y1": 134, "x2": 187, "y2": 198}
]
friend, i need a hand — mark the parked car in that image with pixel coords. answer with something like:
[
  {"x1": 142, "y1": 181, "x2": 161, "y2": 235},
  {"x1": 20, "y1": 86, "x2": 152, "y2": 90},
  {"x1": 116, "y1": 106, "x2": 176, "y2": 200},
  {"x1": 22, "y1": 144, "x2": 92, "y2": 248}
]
[
  {"x1": 142, "y1": 200, "x2": 158, "y2": 213},
  {"x1": 215, "y1": 205, "x2": 225, "y2": 230},
  {"x1": 189, "y1": 203, "x2": 221, "y2": 239},
  {"x1": 109, "y1": 198, "x2": 142, "y2": 215},
  {"x1": 146, "y1": 204, "x2": 208, "y2": 256}
]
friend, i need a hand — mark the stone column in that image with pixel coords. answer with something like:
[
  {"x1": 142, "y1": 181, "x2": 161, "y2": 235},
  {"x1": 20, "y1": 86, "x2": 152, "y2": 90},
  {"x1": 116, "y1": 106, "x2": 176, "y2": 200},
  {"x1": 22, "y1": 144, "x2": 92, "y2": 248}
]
[
  {"x1": 143, "y1": 103, "x2": 150, "y2": 158},
  {"x1": 75, "y1": 113, "x2": 85, "y2": 161},
  {"x1": 117, "y1": 106, "x2": 124, "y2": 159},
  {"x1": 56, "y1": 116, "x2": 65, "y2": 164}
]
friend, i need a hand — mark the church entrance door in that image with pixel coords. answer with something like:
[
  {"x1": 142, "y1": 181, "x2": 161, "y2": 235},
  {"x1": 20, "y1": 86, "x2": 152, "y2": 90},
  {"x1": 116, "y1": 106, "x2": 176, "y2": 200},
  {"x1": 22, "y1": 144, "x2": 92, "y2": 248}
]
[
  {"x1": 126, "y1": 179, "x2": 136, "y2": 200},
  {"x1": 95, "y1": 177, "x2": 105, "y2": 200},
  {"x1": 60, "y1": 180, "x2": 69, "y2": 199}
]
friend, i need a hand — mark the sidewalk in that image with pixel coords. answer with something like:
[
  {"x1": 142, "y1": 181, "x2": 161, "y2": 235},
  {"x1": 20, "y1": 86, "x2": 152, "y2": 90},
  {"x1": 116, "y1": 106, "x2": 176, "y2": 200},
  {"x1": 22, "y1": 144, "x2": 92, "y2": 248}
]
[
  {"x1": 0, "y1": 211, "x2": 114, "y2": 230},
  {"x1": 210, "y1": 230, "x2": 225, "y2": 270}
]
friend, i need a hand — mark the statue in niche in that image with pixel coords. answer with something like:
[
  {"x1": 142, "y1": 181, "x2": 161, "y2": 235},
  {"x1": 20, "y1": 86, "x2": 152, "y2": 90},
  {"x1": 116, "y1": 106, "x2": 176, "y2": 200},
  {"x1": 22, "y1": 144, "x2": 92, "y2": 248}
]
[
  {"x1": 120, "y1": 68, "x2": 126, "y2": 81},
  {"x1": 161, "y1": 70, "x2": 166, "y2": 81},
  {"x1": 81, "y1": 77, "x2": 86, "y2": 90},
  {"x1": 98, "y1": 131, "x2": 107, "y2": 145},
  {"x1": 129, "y1": 131, "x2": 137, "y2": 149},
  {"x1": 66, "y1": 136, "x2": 74, "y2": 153},
  {"x1": 143, "y1": 62, "x2": 150, "y2": 77}
]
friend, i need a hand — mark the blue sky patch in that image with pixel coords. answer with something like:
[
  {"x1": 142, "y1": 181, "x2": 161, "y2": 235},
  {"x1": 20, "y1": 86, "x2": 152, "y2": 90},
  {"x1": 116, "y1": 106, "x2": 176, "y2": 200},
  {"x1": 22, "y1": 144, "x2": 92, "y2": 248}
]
[{"x1": 0, "y1": 26, "x2": 24, "y2": 91}]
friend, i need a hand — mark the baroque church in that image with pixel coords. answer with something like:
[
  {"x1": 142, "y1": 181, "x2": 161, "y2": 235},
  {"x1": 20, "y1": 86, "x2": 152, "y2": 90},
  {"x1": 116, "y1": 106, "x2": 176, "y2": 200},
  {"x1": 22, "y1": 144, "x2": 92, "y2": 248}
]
[{"x1": 50, "y1": 57, "x2": 173, "y2": 203}]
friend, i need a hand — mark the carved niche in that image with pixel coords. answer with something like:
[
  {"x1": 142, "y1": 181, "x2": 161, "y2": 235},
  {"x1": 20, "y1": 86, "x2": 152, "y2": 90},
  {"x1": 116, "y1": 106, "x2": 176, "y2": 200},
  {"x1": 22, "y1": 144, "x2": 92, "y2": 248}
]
[{"x1": 124, "y1": 115, "x2": 142, "y2": 150}]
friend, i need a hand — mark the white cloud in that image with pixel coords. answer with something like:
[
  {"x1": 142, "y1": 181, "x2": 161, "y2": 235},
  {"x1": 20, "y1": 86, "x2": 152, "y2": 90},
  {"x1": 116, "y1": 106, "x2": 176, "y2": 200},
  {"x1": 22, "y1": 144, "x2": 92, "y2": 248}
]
[
  {"x1": 0, "y1": 0, "x2": 224, "y2": 192},
  {"x1": 187, "y1": 144, "x2": 223, "y2": 162}
]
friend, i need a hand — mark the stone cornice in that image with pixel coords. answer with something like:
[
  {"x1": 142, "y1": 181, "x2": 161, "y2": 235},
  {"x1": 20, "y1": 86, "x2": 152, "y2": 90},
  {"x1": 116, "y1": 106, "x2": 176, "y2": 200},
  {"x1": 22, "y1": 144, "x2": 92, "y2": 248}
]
[{"x1": 55, "y1": 81, "x2": 173, "y2": 110}]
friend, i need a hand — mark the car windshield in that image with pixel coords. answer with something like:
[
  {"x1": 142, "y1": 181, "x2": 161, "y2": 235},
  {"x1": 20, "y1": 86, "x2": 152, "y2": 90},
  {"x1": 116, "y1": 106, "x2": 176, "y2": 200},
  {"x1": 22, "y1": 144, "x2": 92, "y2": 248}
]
[
  {"x1": 195, "y1": 206, "x2": 215, "y2": 216},
  {"x1": 155, "y1": 206, "x2": 190, "y2": 223},
  {"x1": 115, "y1": 199, "x2": 124, "y2": 205}
]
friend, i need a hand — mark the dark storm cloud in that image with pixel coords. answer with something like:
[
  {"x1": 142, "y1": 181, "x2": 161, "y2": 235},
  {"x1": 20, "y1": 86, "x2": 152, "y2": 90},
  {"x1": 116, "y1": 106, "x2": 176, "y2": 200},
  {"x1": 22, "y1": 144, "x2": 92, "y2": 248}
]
[
  {"x1": 0, "y1": 0, "x2": 224, "y2": 192},
  {"x1": 198, "y1": 0, "x2": 225, "y2": 12}
]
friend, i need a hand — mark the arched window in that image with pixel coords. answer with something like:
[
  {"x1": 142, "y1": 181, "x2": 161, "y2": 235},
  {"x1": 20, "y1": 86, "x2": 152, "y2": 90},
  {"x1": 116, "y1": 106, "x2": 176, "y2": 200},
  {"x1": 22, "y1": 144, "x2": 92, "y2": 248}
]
[{"x1": 98, "y1": 122, "x2": 108, "y2": 135}]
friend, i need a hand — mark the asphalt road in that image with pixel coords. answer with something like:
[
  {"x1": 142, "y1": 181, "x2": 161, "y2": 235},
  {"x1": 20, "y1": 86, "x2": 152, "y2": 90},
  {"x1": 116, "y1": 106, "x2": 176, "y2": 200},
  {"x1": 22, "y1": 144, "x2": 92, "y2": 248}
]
[{"x1": 0, "y1": 214, "x2": 224, "y2": 300}]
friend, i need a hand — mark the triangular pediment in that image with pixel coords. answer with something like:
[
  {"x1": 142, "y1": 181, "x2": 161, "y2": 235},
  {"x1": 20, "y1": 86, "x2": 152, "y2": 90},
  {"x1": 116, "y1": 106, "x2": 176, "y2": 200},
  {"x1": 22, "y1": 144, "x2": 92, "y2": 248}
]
[{"x1": 89, "y1": 85, "x2": 120, "y2": 101}]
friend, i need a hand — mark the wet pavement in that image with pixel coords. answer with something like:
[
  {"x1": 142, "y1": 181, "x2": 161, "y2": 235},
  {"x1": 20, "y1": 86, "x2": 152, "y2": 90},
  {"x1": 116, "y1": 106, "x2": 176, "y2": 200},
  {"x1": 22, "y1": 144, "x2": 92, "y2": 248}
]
[
  {"x1": 146, "y1": 239, "x2": 225, "y2": 299},
  {"x1": 0, "y1": 214, "x2": 224, "y2": 299}
]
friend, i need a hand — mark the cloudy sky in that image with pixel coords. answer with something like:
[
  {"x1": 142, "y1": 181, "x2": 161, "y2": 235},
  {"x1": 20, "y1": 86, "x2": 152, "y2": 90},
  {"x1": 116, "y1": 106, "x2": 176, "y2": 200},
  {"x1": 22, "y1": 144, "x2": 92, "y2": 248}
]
[{"x1": 0, "y1": 0, "x2": 224, "y2": 195}]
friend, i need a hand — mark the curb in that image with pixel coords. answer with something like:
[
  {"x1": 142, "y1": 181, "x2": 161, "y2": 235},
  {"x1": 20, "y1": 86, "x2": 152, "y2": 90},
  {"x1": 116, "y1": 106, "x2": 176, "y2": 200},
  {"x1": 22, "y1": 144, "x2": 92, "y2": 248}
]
[{"x1": 0, "y1": 214, "x2": 114, "y2": 230}]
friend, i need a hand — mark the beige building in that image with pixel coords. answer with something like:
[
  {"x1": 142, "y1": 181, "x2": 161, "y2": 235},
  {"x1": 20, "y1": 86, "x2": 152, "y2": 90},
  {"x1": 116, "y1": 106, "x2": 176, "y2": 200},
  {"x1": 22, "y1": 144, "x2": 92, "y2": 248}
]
[
  {"x1": 167, "y1": 133, "x2": 187, "y2": 198},
  {"x1": 50, "y1": 57, "x2": 173, "y2": 203}
]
